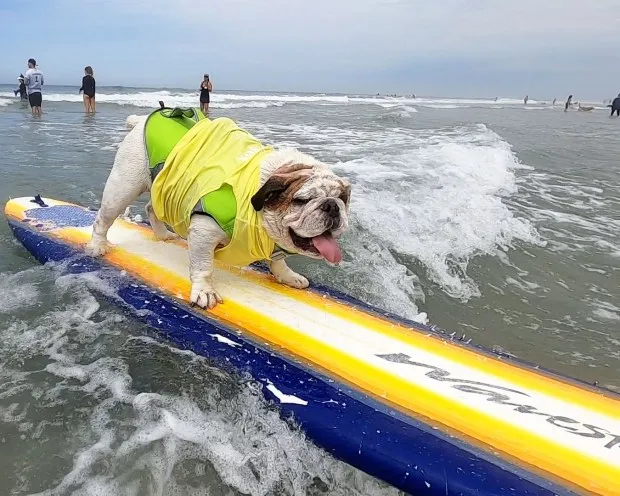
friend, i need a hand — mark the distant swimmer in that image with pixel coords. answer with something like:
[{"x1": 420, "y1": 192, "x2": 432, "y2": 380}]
[
  {"x1": 564, "y1": 95, "x2": 573, "y2": 112},
  {"x1": 13, "y1": 75, "x2": 27, "y2": 100},
  {"x1": 199, "y1": 73, "x2": 212, "y2": 114},
  {"x1": 79, "y1": 66, "x2": 96, "y2": 114},
  {"x1": 524, "y1": 95, "x2": 529, "y2": 105},
  {"x1": 610, "y1": 93, "x2": 620, "y2": 117}
]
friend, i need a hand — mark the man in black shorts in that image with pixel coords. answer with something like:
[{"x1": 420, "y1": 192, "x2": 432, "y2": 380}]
[{"x1": 24, "y1": 58, "x2": 44, "y2": 116}]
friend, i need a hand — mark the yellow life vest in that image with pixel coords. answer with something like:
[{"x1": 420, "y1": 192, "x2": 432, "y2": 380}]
[{"x1": 151, "y1": 117, "x2": 276, "y2": 267}]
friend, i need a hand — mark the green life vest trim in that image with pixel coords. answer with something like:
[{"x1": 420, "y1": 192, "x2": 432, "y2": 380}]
[
  {"x1": 197, "y1": 187, "x2": 296, "y2": 258},
  {"x1": 144, "y1": 106, "x2": 206, "y2": 170},
  {"x1": 198, "y1": 183, "x2": 237, "y2": 238}
]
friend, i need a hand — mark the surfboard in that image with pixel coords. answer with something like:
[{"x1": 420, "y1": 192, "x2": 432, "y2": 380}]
[{"x1": 5, "y1": 196, "x2": 620, "y2": 496}]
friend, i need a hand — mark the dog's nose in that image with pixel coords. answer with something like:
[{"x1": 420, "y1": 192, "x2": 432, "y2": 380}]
[{"x1": 321, "y1": 199, "x2": 340, "y2": 218}]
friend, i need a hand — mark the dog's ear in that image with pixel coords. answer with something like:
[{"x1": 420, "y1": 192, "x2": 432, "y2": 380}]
[
  {"x1": 340, "y1": 180, "x2": 352, "y2": 206},
  {"x1": 251, "y1": 164, "x2": 313, "y2": 211}
]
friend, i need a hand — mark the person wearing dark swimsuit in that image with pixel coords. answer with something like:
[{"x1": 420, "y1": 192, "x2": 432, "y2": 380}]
[
  {"x1": 610, "y1": 94, "x2": 620, "y2": 117},
  {"x1": 199, "y1": 73, "x2": 212, "y2": 114},
  {"x1": 79, "y1": 66, "x2": 96, "y2": 114},
  {"x1": 14, "y1": 75, "x2": 27, "y2": 100}
]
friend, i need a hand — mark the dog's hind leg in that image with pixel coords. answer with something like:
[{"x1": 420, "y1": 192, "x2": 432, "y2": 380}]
[
  {"x1": 86, "y1": 171, "x2": 148, "y2": 256},
  {"x1": 145, "y1": 200, "x2": 179, "y2": 241},
  {"x1": 86, "y1": 121, "x2": 151, "y2": 256}
]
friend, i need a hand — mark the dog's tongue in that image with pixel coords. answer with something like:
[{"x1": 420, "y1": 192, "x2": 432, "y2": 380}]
[{"x1": 311, "y1": 233, "x2": 342, "y2": 264}]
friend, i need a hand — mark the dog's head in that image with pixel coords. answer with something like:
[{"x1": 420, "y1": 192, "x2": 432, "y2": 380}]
[{"x1": 251, "y1": 154, "x2": 350, "y2": 264}]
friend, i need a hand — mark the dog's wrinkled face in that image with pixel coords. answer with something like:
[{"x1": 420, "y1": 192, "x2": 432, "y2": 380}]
[{"x1": 251, "y1": 163, "x2": 350, "y2": 263}]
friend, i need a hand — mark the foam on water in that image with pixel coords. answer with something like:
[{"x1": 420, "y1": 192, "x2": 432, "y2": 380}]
[
  {"x1": 420, "y1": 104, "x2": 464, "y2": 109},
  {"x1": 0, "y1": 89, "x2": 572, "y2": 111},
  {"x1": 0, "y1": 90, "x2": 350, "y2": 110},
  {"x1": 0, "y1": 269, "x2": 400, "y2": 495},
  {"x1": 0, "y1": 87, "x2": 608, "y2": 115},
  {"x1": 339, "y1": 125, "x2": 543, "y2": 300},
  {"x1": 245, "y1": 119, "x2": 543, "y2": 303},
  {"x1": 0, "y1": 270, "x2": 41, "y2": 313},
  {"x1": 513, "y1": 171, "x2": 620, "y2": 259},
  {"x1": 590, "y1": 300, "x2": 620, "y2": 321}
]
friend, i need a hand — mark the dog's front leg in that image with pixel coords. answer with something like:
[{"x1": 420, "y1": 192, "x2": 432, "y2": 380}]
[
  {"x1": 188, "y1": 214, "x2": 228, "y2": 309},
  {"x1": 268, "y1": 258, "x2": 309, "y2": 289}
]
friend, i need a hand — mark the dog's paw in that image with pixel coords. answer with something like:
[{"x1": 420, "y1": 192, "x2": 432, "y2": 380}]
[
  {"x1": 190, "y1": 281, "x2": 223, "y2": 309},
  {"x1": 85, "y1": 240, "x2": 108, "y2": 257},
  {"x1": 155, "y1": 230, "x2": 180, "y2": 242},
  {"x1": 276, "y1": 271, "x2": 309, "y2": 289}
]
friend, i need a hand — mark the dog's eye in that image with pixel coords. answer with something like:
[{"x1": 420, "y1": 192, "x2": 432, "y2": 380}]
[
  {"x1": 339, "y1": 193, "x2": 349, "y2": 204},
  {"x1": 293, "y1": 198, "x2": 307, "y2": 205}
]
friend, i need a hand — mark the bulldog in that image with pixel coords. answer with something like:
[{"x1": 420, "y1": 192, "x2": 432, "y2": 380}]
[{"x1": 86, "y1": 110, "x2": 350, "y2": 310}]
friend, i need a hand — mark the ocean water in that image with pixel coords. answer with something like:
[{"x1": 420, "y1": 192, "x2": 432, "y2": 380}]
[{"x1": 0, "y1": 85, "x2": 618, "y2": 495}]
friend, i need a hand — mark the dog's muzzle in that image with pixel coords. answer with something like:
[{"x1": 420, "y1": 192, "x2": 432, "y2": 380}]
[{"x1": 321, "y1": 198, "x2": 340, "y2": 219}]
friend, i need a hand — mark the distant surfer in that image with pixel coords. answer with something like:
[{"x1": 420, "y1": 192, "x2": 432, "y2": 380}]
[
  {"x1": 13, "y1": 75, "x2": 27, "y2": 100},
  {"x1": 610, "y1": 94, "x2": 620, "y2": 117},
  {"x1": 524, "y1": 95, "x2": 529, "y2": 105},
  {"x1": 564, "y1": 95, "x2": 573, "y2": 112},
  {"x1": 578, "y1": 103, "x2": 594, "y2": 112},
  {"x1": 552, "y1": 98, "x2": 556, "y2": 106}
]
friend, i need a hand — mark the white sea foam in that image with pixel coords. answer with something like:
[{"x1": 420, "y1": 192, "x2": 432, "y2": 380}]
[
  {"x1": 333, "y1": 124, "x2": 543, "y2": 300},
  {"x1": 0, "y1": 271, "x2": 398, "y2": 495},
  {"x1": 0, "y1": 90, "x2": 348, "y2": 109},
  {"x1": 0, "y1": 269, "x2": 42, "y2": 313},
  {"x1": 420, "y1": 104, "x2": 463, "y2": 109},
  {"x1": 0, "y1": 88, "x2": 608, "y2": 112},
  {"x1": 0, "y1": 89, "x2": 568, "y2": 111},
  {"x1": 243, "y1": 119, "x2": 543, "y2": 302}
]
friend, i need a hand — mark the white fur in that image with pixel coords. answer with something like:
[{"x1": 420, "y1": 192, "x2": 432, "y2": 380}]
[
  {"x1": 86, "y1": 114, "x2": 347, "y2": 309},
  {"x1": 125, "y1": 114, "x2": 143, "y2": 130}
]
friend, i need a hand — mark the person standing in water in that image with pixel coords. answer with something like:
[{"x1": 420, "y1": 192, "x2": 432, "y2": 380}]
[
  {"x1": 24, "y1": 58, "x2": 44, "y2": 116},
  {"x1": 199, "y1": 73, "x2": 212, "y2": 114},
  {"x1": 564, "y1": 95, "x2": 573, "y2": 112},
  {"x1": 610, "y1": 94, "x2": 620, "y2": 117},
  {"x1": 524, "y1": 95, "x2": 529, "y2": 105},
  {"x1": 14, "y1": 75, "x2": 27, "y2": 100},
  {"x1": 552, "y1": 98, "x2": 556, "y2": 106},
  {"x1": 79, "y1": 66, "x2": 96, "y2": 114}
]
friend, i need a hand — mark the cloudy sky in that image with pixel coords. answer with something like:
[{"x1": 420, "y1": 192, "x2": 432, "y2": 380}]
[{"x1": 1, "y1": 0, "x2": 619, "y2": 98}]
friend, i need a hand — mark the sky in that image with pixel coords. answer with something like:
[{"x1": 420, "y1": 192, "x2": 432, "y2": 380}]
[{"x1": 1, "y1": 0, "x2": 619, "y2": 98}]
